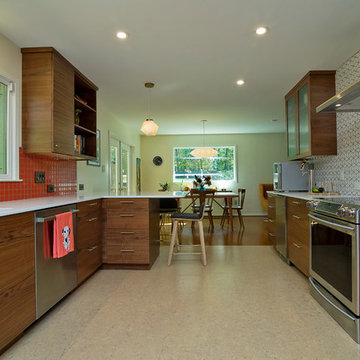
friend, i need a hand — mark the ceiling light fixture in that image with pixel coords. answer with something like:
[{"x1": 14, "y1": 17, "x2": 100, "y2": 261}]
[
  {"x1": 116, "y1": 31, "x2": 128, "y2": 39},
  {"x1": 335, "y1": 104, "x2": 342, "y2": 107},
  {"x1": 236, "y1": 79, "x2": 245, "y2": 86},
  {"x1": 190, "y1": 120, "x2": 218, "y2": 158},
  {"x1": 255, "y1": 26, "x2": 268, "y2": 35},
  {"x1": 140, "y1": 82, "x2": 159, "y2": 136}
]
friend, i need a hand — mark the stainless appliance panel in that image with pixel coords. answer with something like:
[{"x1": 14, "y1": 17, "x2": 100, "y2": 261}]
[
  {"x1": 310, "y1": 278, "x2": 360, "y2": 343},
  {"x1": 35, "y1": 204, "x2": 78, "y2": 319},
  {"x1": 273, "y1": 162, "x2": 308, "y2": 192},
  {"x1": 309, "y1": 212, "x2": 359, "y2": 316},
  {"x1": 275, "y1": 195, "x2": 288, "y2": 261}
]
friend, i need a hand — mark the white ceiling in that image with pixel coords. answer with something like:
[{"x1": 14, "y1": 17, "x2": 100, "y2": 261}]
[{"x1": 1, "y1": 0, "x2": 360, "y2": 135}]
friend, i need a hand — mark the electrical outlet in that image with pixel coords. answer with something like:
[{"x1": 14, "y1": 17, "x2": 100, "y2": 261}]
[
  {"x1": 340, "y1": 169, "x2": 345, "y2": 181},
  {"x1": 47, "y1": 184, "x2": 55, "y2": 193},
  {"x1": 79, "y1": 184, "x2": 84, "y2": 191},
  {"x1": 34, "y1": 171, "x2": 45, "y2": 184}
]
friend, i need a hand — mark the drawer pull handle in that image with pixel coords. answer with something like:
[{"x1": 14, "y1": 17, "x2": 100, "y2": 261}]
[
  {"x1": 269, "y1": 233, "x2": 276, "y2": 237},
  {"x1": 120, "y1": 249, "x2": 135, "y2": 253},
  {"x1": 121, "y1": 231, "x2": 135, "y2": 234},
  {"x1": 293, "y1": 243, "x2": 302, "y2": 249},
  {"x1": 292, "y1": 201, "x2": 301, "y2": 205},
  {"x1": 120, "y1": 214, "x2": 134, "y2": 217},
  {"x1": 87, "y1": 245, "x2": 98, "y2": 252},
  {"x1": 268, "y1": 219, "x2": 274, "y2": 223},
  {"x1": 88, "y1": 202, "x2": 98, "y2": 207},
  {"x1": 292, "y1": 215, "x2": 301, "y2": 220},
  {"x1": 268, "y1": 205, "x2": 274, "y2": 209},
  {"x1": 87, "y1": 217, "x2": 98, "y2": 222},
  {"x1": 120, "y1": 201, "x2": 134, "y2": 204}
]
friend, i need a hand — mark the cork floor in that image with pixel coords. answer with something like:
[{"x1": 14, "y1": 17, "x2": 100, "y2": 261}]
[{"x1": 3, "y1": 244, "x2": 360, "y2": 360}]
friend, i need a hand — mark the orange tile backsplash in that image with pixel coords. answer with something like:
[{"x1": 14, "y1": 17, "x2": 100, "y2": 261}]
[{"x1": 0, "y1": 148, "x2": 77, "y2": 201}]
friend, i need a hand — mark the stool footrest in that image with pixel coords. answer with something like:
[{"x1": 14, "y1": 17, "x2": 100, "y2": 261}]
[{"x1": 174, "y1": 252, "x2": 202, "y2": 255}]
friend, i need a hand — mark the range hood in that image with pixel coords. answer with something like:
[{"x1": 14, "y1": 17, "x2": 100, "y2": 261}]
[{"x1": 316, "y1": 78, "x2": 360, "y2": 113}]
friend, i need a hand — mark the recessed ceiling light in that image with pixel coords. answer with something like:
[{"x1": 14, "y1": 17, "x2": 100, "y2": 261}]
[
  {"x1": 335, "y1": 104, "x2": 342, "y2": 107},
  {"x1": 255, "y1": 27, "x2": 268, "y2": 35},
  {"x1": 236, "y1": 79, "x2": 245, "y2": 86},
  {"x1": 116, "y1": 31, "x2": 128, "y2": 39}
]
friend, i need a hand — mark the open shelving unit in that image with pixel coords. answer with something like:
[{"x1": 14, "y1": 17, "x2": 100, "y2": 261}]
[{"x1": 74, "y1": 70, "x2": 98, "y2": 158}]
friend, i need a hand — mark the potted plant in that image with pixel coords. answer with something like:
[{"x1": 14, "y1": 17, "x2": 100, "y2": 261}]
[{"x1": 193, "y1": 175, "x2": 212, "y2": 191}]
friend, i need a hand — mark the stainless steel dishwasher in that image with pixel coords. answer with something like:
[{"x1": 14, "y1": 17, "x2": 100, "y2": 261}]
[
  {"x1": 35, "y1": 204, "x2": 78, "y2": 319},
  {"x1": 275, "y1": 195, "x2": 289, "y2": 263}
]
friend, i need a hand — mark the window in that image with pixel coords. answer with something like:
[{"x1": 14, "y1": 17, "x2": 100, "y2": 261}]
[
  {"x1": 173, "y1": 146, "x2": 236, "y2": 182},
  {"x1": 0, "y1": 74, "x2": 19, "y2": 181}
]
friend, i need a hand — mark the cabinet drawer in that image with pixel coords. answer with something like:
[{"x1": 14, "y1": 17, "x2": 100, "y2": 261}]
[
  {"x1": 288, "y1": 240, "x2": 309, "y2": 276},
  {"x1": 0, "y1": 273, "x2": 35, "y2": 351},
  {"x1": 0, "y1": 235, "x2": 35, "y2": 291},
  {"x1": 77, "y1": 200, "x2": 102, "y2": 219},
  {"x1": 268, "y1": 231, "x2": 276, "y2": 245},
  {"x1": 287, "y1": 198, "x2": 308, "y2": 217},
  {"x1": 0, "y1": 212, "x2": 34, "y2": 243},
  {"x1": 105, "y1": 210, "x2": 149, "y2": 229},
  {"x1": 104, "y1": 228, "x2": 148, "y2": 246},
  {"x1": 104, "y1": 244, "x2": 149, "y2": 264},
  {"x1": 77, "y1": 217, "x2": 102, "y2": 249},
  {"x1": 104, "y1": 198, "x2": 148, "y2": 211},
  {"x1": 77, "y1": 245, "x2": 102, "y2": 284}
]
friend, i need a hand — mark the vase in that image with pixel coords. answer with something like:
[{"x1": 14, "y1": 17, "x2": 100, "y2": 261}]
[{"x1": 198, "y1": 184, "x2": 206, "y2": 191}]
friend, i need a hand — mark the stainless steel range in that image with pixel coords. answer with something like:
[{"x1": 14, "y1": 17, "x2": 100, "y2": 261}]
[{"x1": 307, "y1": 197, "x2": 360, "y2": 343}]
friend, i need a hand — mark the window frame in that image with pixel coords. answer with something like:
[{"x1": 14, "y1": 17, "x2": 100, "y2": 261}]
[
  {"x1": 172, "y1": 146, "x2": 237, "y2": 183},
  {"x1": 0, "y1": 73, "x2": 20, "y2": 182}
]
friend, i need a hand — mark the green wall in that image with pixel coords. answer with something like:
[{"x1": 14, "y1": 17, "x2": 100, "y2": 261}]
[{"x1": 141, "y1": 133, "x2": 286, "y2": 215}]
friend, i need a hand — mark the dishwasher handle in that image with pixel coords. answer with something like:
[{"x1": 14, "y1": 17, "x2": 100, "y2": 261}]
[{"x1": 36, "y1": 209, "x2": 80, "y2": 223}]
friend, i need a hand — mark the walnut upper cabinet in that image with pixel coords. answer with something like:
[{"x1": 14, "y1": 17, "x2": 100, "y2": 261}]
[
  {"x1": 285, "y1": 71, "x2": 337, "y2": 160},
  {"x1": 21, "y1": 47, "x2": 98, "y2": 159}
]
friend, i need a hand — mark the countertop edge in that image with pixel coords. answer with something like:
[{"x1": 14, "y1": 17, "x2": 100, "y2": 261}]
[{"x1": 0, "y1": 192, "x2": 190, "y2": 217}]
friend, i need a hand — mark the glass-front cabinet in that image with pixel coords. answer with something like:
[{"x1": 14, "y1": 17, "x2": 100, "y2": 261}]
[
  {"x1": 286, "y1": 96, "x2": 296, "y2": 158},
  {"x1": 285, "y1": 71, "x2": 337, "y2": 160}
]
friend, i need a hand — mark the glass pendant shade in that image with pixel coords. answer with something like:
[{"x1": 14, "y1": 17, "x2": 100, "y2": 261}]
[
  {"x1": 141, "y1": 118, "x2": 159, "y2": 136},
  {"x1": 190, "y1": 120, "x2": 218, "y2": 158},
  {"x1": 190, "y1": 147, "x2": 218, "y2": 158}
]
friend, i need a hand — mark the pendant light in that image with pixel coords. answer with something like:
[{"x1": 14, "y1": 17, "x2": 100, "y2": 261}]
[
  {"x1": 141, "y1": 82, "x2": 159, "y2": 136},
  {"x1": 190, "y1": 120, "x2": 218, "y2": 158}
]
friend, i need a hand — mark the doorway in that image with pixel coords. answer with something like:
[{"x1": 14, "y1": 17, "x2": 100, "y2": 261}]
[{"x1": 109, "y1": 134, "x2": 132, "y2": 195}]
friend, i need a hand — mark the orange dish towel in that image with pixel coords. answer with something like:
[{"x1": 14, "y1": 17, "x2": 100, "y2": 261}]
[{"x1": 53, "y1": 212, "x2": 74, "y2": 258}]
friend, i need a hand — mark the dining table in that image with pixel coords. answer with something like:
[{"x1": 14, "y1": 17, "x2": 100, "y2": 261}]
[{"x1": 173, "y1": 190, "x2": 239, "y2": 229}]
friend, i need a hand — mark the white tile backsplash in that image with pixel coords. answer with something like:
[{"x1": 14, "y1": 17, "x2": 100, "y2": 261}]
[{"x1": 314, "y1": 49, "x2": 360, "y2": 195}]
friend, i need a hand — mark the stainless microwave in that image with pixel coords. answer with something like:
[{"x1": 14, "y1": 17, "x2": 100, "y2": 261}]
[{"x1": 273, "y1": 162, "x2": 308, "y2": 191}]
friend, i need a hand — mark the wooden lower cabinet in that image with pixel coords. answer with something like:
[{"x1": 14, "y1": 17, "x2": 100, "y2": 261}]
[
  {"x1": 102, "y1": 198, "x2": 160, "y2": 269},
  {"x1": 287, "y1": 197, "x2": 310, "y2": 276},
  {"x1": 76, "y1": 200, "x2": 102, "y2": 284},
  {"x1": 267, "y1": 194, "x2": 276, "y2": 246},
  {"x1": 0, "y1": 212, "x2": 35, "y2": 352}
]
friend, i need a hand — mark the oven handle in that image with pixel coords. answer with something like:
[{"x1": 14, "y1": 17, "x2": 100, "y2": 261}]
[
  {"x1": 309, "y1": 278, "x2": 357, "y2": 321},
  {"x1": 308, "y1": 214, "x2": 356, "y2": 232}
]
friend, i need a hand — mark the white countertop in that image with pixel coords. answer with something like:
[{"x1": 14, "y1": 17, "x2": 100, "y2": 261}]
[
  {"x1": 267, "y1": 191, "x2": 346, "y2": 201},
  {"x1": 0, "y1": 191, "x2": 189, "y2": 217}
]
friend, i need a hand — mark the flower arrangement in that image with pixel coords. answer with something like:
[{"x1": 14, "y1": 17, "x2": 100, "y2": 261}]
[
  {"x1": 193, "y1": 175, "x2": 211, "y2": 190},
  {"x1": 159, "y1": 181, "x2": 169, "y2": 191}
]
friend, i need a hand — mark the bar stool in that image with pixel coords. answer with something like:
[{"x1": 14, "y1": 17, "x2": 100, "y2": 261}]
[{"x1": 168, "y1": 203, "x2": 207, "y2": 266}]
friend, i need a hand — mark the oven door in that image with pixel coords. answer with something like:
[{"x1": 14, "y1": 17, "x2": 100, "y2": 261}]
[{"x1": 309, "y1": 212, "x2": 359, "y2": 315}]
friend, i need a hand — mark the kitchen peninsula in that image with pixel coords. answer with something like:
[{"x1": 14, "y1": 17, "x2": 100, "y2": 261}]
[{"x1": 0, "y1": 191, "x2": 187, "y2": 352}]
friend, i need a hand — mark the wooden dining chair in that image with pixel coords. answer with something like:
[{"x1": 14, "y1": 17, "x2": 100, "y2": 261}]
[
  {"x1": 190, "y1": 189, "x2": 216, "y2": 229},
  {"x1": 220, "y1": 188, "x2": 246, "y2": 227}
]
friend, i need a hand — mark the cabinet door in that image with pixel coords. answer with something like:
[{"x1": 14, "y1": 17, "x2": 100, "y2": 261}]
[
  {"x1": 286, "y1": 96, "x2": 297, "y2": 157},
  {"x1": 53, "y1": 52, "x2": 75, "y2": 156},
  {"x1": 298, "y1": 84, "x2": 310, "y2": 154}
]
